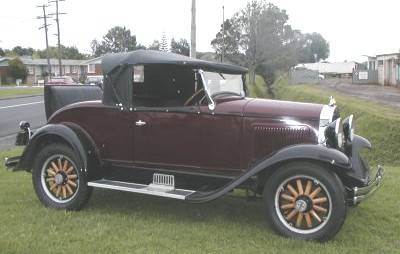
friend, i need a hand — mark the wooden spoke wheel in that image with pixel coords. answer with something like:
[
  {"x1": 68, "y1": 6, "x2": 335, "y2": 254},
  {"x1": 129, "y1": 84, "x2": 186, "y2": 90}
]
[
  {"x1": 275, "y1": 175, "x2": 332, "y2": 234},
  {"x1": 40, "y1": 154, "x2": 80, "y2": 203}
]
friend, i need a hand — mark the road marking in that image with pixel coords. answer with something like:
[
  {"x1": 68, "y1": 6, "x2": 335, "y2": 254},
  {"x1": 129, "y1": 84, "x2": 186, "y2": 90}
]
[{"x1": 0, "y1": 101, "x2": 44, "y2": 110}]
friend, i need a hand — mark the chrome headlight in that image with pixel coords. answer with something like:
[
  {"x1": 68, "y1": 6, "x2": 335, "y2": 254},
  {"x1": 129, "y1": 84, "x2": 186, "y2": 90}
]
[
  {"x1": 343, "y1": 114, "x2": 355, "y2": 142},
  {"x1": 324, "y1": 118, "x2": 344, "y2": 148}
]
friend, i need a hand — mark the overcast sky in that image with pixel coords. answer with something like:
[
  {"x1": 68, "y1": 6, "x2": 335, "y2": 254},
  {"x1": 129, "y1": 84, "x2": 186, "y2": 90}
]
[{"x1": 0, "y1": 0, "x2": 399, "y2": 62}]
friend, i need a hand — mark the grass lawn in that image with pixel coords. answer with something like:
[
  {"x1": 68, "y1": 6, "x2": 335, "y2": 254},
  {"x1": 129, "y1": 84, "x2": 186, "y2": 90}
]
[
  {"x1": 0, "y1": 149, "x2": 399, "y2": 254},
  {"x1": 0, "y1": 80, "x2": 399, "y2": 253},
  {"x1": 0, "y1": 87, "x2": 43, "y2": 99}
]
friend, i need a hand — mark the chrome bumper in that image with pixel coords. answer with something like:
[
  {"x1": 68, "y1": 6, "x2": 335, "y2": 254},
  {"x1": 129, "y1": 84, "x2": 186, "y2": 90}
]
[
  {"x1": 4, "y1": 156, "x2": 20, "y2": 170},
  {"x1": 353, "y1": 165, "x2": 384, "y2": 205}
]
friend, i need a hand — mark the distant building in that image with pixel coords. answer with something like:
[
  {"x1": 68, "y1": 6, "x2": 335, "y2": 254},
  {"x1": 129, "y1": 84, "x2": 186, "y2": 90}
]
[
  {"x1": 82, "y1": 56, "x2": 103, "y2": 76},
  {"x1": 0, "y1": 56, "x2": 104, "y2": 85},
  {"x1": 295, "y1": 61, "x2": 361, "y2": 78},
  {"x1": 367, "y1": 53, "x2": 400, "y2": 86}
]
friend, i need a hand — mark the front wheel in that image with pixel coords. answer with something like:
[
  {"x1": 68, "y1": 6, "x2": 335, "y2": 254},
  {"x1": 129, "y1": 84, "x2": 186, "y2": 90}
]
[
  {"x1": 263, "y1": 162, "x2": 346, "y2": 241},
  {"x1": 32, "y1": 143, "x2": 92, "y2": 210}
]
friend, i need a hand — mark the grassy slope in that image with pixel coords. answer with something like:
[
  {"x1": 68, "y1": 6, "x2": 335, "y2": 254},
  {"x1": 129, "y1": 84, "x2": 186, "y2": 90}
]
[
  {"x1": 274, "y1": 76, "x2": 400, "y2": 166},
  {"x1": 1, "y1": 79, "x2": 399, "y2": 253},
  {"x1": 0, "y1": 87, "x2": 43, "y2": 99},
  {"x1": 247, "y1": 74, "x2": 268, "y2": 98}
]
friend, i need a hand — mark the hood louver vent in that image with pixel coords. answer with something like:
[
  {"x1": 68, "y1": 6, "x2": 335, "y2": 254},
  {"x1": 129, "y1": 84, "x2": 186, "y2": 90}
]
[{"x1": 253, "y1": 126, "x2": 316, "y2": 162}]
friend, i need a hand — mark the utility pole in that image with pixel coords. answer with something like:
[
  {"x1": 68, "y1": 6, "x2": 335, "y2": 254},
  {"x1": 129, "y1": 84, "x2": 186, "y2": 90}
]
[
  {"x1": 190, "y1": 0, "x2": 196, "y2": 58},
  {"x1": 37, "y1": 4, "x2": 52, "y2": 77},
  {"x1": 221, "y1": 5, "x2": 225, "y2": 63},
  {"x1": 49, "y1": 0, "x2": 66, "y2": 76}
]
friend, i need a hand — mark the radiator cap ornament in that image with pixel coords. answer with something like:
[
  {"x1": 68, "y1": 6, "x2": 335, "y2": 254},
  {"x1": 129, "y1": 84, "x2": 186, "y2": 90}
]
[{"x1": 328, "y1": 96, "x2": 336, "y2": 107}]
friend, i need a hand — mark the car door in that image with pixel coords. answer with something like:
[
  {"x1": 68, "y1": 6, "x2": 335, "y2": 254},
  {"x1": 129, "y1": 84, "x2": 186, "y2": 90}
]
[
  {"x1": 132, "y1": 106, "x2": 202, "y2": 170},
  {"x1": 196, "y1": 103, "x2": 243, "y2": 175}
]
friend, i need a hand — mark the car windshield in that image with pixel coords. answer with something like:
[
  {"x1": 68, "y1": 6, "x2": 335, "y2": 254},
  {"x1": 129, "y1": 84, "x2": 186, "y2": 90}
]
[{"x1": 202, "y1": 71, "x2": 245, "y2": 98}]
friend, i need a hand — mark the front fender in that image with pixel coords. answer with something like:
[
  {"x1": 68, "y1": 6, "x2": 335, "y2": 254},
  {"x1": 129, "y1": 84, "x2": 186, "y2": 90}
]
[
  {"x1": 17, "y1": 124, "x2": 88, "y2": 172},
  {"x1": 187, "y1": 144, "x2": 351, "y2": 203}
]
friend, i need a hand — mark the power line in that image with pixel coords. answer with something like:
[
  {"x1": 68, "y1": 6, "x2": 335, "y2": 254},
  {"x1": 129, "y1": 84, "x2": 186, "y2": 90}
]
[
  {"x1": 36, "y1": 4, "x2": 52, "y2": 76},
  {"x1": 48, "y1": 0, "x2": 66, "y2": 76}
]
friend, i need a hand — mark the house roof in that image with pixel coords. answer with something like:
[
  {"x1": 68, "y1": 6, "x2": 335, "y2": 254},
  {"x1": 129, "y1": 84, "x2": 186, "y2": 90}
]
[
  {"x1": 82, "y1": 56, "x2": 102, "y2": 65},
  {"x1": 0, "y1": 57, "x2": 88, "y2": 66},
  {"x1": 296, "y1": 62, "x2": 358, "y2": 74},
  {"x1": 102, "y1": 50, "x2": 248, "y2": 75},
  {"x1": 376, "y1": 52, "x2": 400, "y2": 57}
]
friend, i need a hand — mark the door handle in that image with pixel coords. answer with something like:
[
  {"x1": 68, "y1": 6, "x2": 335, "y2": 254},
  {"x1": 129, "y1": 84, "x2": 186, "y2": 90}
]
[{"x1": 135, "y1": 120, "x2": 146, "y2": 127}]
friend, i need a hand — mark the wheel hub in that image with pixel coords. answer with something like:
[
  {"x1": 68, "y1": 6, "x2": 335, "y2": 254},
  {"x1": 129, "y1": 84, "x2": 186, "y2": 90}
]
[
  {"x1": 295, "y1": 199, "x2": 308, "y2": 212},
  {"x1": 54, "y1": 173, "x2": 64, "y2": 185}
]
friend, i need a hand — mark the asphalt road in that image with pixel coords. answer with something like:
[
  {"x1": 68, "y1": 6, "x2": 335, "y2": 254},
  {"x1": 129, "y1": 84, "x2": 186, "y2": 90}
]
[
  {"x1": 0, "y1": 95, "x2": 46, "y2": 151},
  {"x1": 320, "y1": 79, "x2": 400, "y2": 110}
]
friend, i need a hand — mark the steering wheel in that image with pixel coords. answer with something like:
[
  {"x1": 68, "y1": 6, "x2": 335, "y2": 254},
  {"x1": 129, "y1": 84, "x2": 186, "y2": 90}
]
[{"x1": 184, "y1": 88, "x2": 205, "y2": 106}]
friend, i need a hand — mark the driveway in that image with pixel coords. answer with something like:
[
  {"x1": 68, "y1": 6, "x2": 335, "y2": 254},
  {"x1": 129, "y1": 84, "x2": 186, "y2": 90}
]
[{"x1": 321, "y1": 79, "x2": 400, "y2": 110}]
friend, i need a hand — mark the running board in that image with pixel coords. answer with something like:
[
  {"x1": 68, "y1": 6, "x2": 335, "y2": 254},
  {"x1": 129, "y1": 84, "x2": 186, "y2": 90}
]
[{"x1": 87, "y1": 179, "x2": 195, "y2": 200}]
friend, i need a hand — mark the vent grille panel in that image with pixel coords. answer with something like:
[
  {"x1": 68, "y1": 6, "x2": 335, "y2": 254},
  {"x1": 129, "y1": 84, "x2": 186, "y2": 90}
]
[{"x1": 253, "y1": 126, "x2": 316, "y2": 161}]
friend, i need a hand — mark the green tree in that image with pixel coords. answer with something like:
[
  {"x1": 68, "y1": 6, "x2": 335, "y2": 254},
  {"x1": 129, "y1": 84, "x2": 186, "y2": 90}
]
[
  {"x1": 304, "y1": 32, "x2": 330, "y2": 62},
  {"x1": 12, "y1": 46, "x2": 34, "y2": 56},
  {"x1": 211, "y1": 0, "x2": 329, "y2": 96},
  {"x1": 170, "y1": 38, "x2": 190, "y2": 56},
  {"x1": 148, "y1": 40, "x2": 160, "y2": 50},
  {"x1": 211, "y1": 17, "x2": 241, "y2": 61},
  {"x1": 160, "y1": 33, "x2": 169, "y2": 52},
  {"x1": 0, "y1": 48, "x2": 4, "y2": 57},
  {"x1": 36, "y1": 45, "x2": 87, "y2": 59},
  {"x1": 91, "y1": 26, "x2": 139, "y2": 56},
  {"x1": 8, "y1": 58, "x2": 27, "y2": 81}
]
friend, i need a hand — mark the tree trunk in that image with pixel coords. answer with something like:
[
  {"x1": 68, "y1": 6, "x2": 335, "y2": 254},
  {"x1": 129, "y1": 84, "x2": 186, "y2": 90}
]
[{"x1": 248, "y1": 66, "x2": 256, "y2": 85}]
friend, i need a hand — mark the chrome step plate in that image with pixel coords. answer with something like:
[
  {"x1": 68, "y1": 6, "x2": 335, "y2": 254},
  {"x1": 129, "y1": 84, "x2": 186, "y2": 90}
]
[
  {"x1": 149, "y1": 173, "x2": 175, "y2": 192},
  {"x1": 87, "y1": 179, "x2": 195, "y2": 200}
]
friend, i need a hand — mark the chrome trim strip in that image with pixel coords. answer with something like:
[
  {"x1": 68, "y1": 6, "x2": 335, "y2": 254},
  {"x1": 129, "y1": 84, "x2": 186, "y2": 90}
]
[{"x1": 88, "y1": 179, "x2": 195, "y2": 200}]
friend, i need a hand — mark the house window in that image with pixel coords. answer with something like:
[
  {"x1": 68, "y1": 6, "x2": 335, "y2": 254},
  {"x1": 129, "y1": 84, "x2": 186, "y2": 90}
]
[
  {"x1": 378, "y1": 60, "x2": 383, "y2": 66},
  {"x1": 27, "y1": 66, "x2": 34, "y2": 75},
  {"x1": 72, "y1": 66, "x2": 78, "y2": 73},
  {"x1": 88, "y1": 64, "x2": 96, "y2": 73},
  {"x1": 65, "y1": 65, "x2": 70, "y2": 74}
]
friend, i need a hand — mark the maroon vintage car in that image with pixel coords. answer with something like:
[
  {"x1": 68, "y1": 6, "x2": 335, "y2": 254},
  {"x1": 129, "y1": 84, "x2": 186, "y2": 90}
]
[{"x1": 5, "y1": 50, "x2": 384, "y2": 241}]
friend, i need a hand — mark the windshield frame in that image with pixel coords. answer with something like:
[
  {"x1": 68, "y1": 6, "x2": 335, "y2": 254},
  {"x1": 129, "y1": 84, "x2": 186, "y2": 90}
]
[{"x1": 198, "y1": 69, "x2": 245, "y2": 111}]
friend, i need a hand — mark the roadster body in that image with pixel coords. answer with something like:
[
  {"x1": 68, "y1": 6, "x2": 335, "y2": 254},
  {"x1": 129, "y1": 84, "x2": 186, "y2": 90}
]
[{"x1": 5, "y1": 50, "x2": 384, "y2": 241}]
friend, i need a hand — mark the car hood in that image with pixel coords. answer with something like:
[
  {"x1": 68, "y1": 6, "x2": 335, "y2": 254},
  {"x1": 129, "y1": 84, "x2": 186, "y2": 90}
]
[{"x1": 243, "y1": 98, "x2": 323, "y2": 121}]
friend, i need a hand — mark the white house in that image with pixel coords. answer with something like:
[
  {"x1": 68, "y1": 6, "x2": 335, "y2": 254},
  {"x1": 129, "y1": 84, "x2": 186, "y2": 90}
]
[{"x1": 367, "y1": 53, "x2": 400, "y2": 86}]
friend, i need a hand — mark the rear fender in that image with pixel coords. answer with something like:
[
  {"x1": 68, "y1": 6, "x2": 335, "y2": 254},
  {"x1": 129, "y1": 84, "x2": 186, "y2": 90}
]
[{"x1": 17, "y1": 124, "x2": 90, "y2": 174}]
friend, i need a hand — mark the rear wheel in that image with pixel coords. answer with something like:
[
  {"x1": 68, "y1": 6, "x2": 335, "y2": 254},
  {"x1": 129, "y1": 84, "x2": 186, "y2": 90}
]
[
  {"x1": 32, "y1": 143, "x2": 92, "y2": 210},
  {"x1": 263, "y1": 162, "x2": 346, "y2": 241}
]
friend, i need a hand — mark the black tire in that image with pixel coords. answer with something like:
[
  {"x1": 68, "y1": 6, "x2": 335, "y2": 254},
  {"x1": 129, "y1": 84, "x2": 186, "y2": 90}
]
[
  {"x1": 32, "y1": 143, "x2": 92, "y2": 210},
  {"x1": 263, "y1": 161, "x2": 346, "y2": 242}
]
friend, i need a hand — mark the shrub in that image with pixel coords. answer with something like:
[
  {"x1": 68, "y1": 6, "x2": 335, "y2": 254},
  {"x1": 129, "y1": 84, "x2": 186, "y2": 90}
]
[{"x1": 8, "y1": 58, "x2": 27, "y2": 82}]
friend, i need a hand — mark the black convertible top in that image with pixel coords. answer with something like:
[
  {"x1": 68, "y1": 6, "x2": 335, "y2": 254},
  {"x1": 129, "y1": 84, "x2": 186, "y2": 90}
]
[{"x1": 102, "y1": 50, "x2": 248, "y2": 75}]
